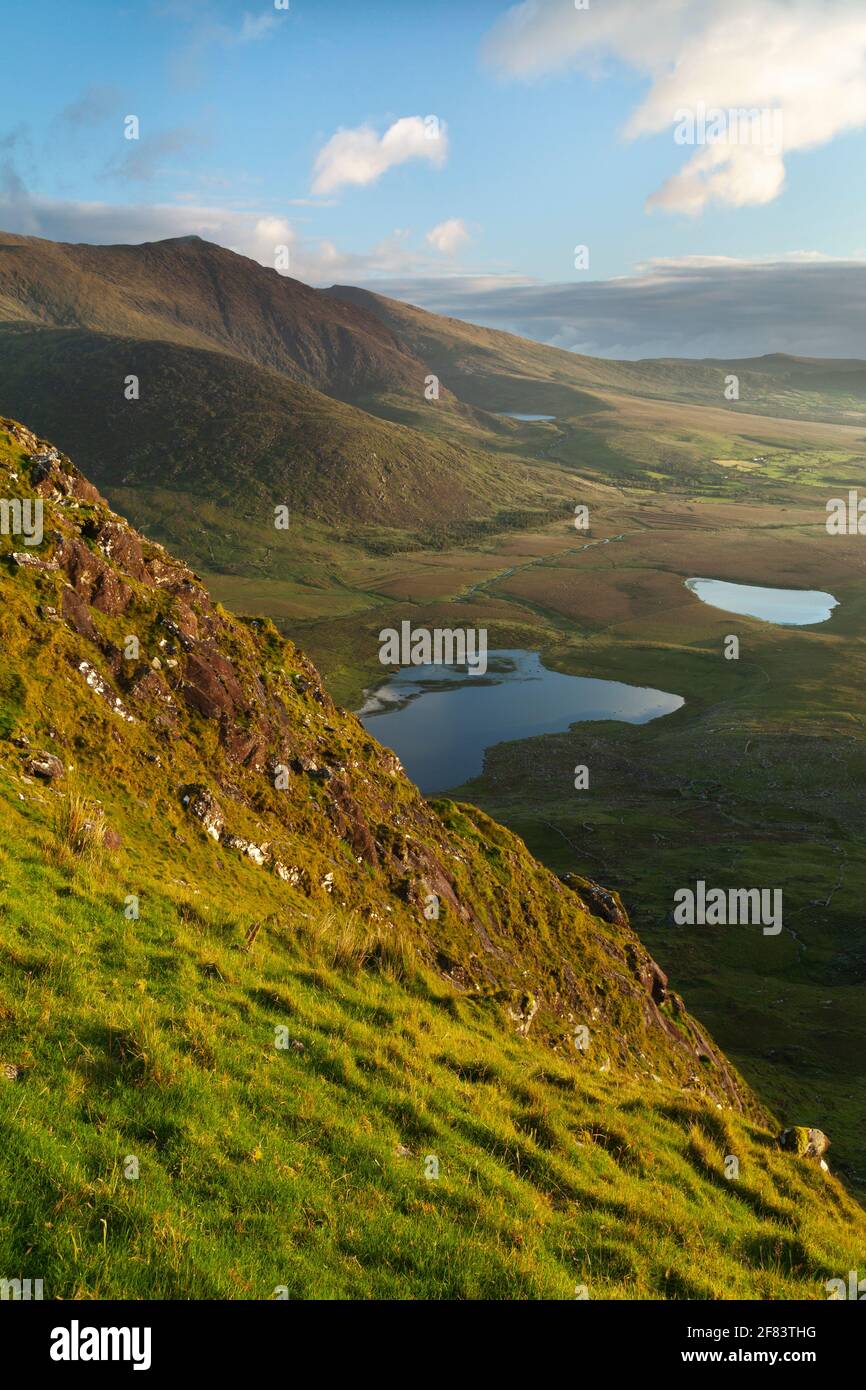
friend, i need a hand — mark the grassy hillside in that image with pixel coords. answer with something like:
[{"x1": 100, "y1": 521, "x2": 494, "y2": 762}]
[
  {"x1": 0, "y1": 323, "x2": 569, "y2": 531},
  {"x1": 2, "y1": 232, "x2": 865, "y2": 1232},
  {"x1": 0, "y1": 232, "x2": 428, "y2": 399},
  {"x1": 0, "y1": 415, "x2": 862, "y2": 1299},
  {"x1": 327, "y1": 284, "x2": 866, "y2": 425},
  {"x1": 280, "y1": 474, "x2": 866, "y2": 1189}
]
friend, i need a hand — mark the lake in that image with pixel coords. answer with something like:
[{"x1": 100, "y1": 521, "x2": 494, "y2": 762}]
[
  {"x1": 357, "y1": 649, "x2": 684, "y2": 793},
  {"x1": 685, "y1": 578, "x2": 839, "y2": 626},
  {"x1": 496, "y1": 412, "x2": 556, "y2": 421}
]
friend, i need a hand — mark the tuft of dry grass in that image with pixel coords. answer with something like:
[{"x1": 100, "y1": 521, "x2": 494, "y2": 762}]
[
  {"x1": 51, "y1": 789, "x2": 106, "y2": 869},
  {"x1": 306, "y1": 910, "x2": 418, "y2": 981}
]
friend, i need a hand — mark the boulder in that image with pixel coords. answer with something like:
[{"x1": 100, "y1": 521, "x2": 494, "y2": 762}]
[
  {"x1": 11, "y1": 551, "x2": 59, "y2": 571},
  {"x1": 223, "y1": 833, "x2": 268, "y2": 866},
  {"x1": 779, "y1": 1127, "x2": 830, "y2": 1159},
  {"x1": 27, "y1": 751, "x2": 64, "y2": 781}
]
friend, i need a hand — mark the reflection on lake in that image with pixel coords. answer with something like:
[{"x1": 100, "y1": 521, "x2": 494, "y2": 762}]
[
  {"x1": 685, "y1": 578, "x2": 839, "y2": 626},
  {"x1": 358, "y1": 649, "x2": 684, "y2": 793}
]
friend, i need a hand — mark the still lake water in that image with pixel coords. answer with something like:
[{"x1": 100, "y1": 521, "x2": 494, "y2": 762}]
[
  {"x1": 685, "y1": 578, "x2": 839, "y2": 626},
  {"x1": 358, "y1": 649, "x2": 684, "y2": 793},
  {"x1": 496, "y1": 412, "x2": 556, "y2": 421}
]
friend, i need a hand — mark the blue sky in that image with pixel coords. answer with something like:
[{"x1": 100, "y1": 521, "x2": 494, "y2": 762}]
[{"x1": 3, "y1": 0, "x2": 866, "y2": 357}]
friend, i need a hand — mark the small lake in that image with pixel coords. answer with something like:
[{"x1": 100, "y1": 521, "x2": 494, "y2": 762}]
[
  {"x1": 357, "y1": 649, "x2": 684, "y2": 793},
  {"x1": 685, "y1": 578, "x2": 839, "y2": 626},
  {"x1": 496, "y1": 411, "x2": 556, "y2": 421}
]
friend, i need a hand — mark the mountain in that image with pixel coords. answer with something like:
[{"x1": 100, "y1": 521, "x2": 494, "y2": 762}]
[
  {"x1": 0, "y1": 413, "x2": 861, "y2": 1298},
  {"x1": 326, "y1": 283, "x2": 866, "y2": 424},
  {"x1": 0, "y1": 324, "x2": 538, "y2": 530},
  {"x1": 0, "y1": 232, "x2": 577, "y2": 544},
  {"x1": 2, "y1": 232, "x2": 865, "y2": 577},
  {"x1": 0, "y1": 231, "x2": 426, "y2": 397}
]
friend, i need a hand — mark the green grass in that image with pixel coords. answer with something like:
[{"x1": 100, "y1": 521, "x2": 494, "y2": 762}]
[{"x1": 0, "y1": 795, "x2": 862, "y2": 1300}]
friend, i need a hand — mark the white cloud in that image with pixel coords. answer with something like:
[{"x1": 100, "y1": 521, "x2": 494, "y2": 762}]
[
  {"x1": 426, "y1": 217, "x2": 470, "y2": 255},
  {"x1": 484, "y1": 0, "x2": 866, "y2": 213},
  {"x1": 311, "y1": 116, "x2": 448, "y2": 196}
]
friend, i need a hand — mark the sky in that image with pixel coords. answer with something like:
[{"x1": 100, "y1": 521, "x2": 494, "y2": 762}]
[{"x1": 2, "y1": 0, "x2": 866, "y2": 358}]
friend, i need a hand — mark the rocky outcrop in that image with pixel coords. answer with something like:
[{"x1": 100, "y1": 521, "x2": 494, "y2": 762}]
[
  {"x1": 180, "y1": 785, "x2": 224, "y2": 841},
  {"x1": 58, "y1": 535, "x2": 133, "y2": 616},
  {"x1": 561, "y1": 873, "x2": 629, "y2": 929}
]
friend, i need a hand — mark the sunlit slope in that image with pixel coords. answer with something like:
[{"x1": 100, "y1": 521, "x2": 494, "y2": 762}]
[{"x1": 0, "y1": 415, "x2": 862, "y2": 1298}]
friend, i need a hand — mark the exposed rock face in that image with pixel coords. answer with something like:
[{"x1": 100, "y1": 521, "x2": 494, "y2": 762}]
[
  {"x1": 325, "y1": 774, "x2": 379, "y2": 865},
  {"x1": 182, "y1": 644, "x2": 246, "y2": 721},
  {"x1": 58, "y1": 535, "x2": 133, "y2": 616},
  {"x1": 180, "y1": 785, "x2": 224, "y2": 841},
  {"x1": 26, "y1": 440, "x2": 102, "y2": 505},
  {"x1": 77, "y1": 661, "x2": 135, "y2": 722},
  {"x1": 94, "y1": 520, "x2": 147, "y2": 581},
  {"x1": 561, "y1": 873, "x2": 629, "y2": 929},
  {"x1": 638, "y1": 957, "x2": 669, "y2": 1007},
  {"x1": 61, "y1": 586, "x2": 98, "y2": 639}
]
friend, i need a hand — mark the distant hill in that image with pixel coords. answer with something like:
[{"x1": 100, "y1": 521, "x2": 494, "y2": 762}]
[
  {"x1": 0, "y1": 231, "x2": 427, "y2": 398},
  {"x1": 326, "y1": 283, "x2": 866, "y2": 425},
  {"x1": 0, "y1": 324, "x2": 533, "y2": 529}
]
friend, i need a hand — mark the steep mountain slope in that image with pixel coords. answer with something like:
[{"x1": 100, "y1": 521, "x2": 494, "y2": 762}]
[
  {"x1": 0, "y1": 414, "x2": 863, "y2": 1299},
  {"x1": 0, "y1": 231, "x2": 426, "y2": 398},
  {"x1": 5, "y1": 230, "x2": 865, "y2": 436},
  {"x1": 0, "y1": 234, "x2": 576, "y2": 541},
  {"x1": 0, "y1": 324, "x2": 556, "y2": 529}
]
